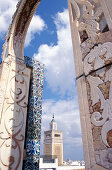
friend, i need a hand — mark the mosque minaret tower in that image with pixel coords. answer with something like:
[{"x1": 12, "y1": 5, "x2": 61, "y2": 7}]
[{"x1": 43, "y1": 115, "x2": 63, "y2": 165}]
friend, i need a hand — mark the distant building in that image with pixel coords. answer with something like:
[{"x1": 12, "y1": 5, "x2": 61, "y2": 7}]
[
  {"x1": 40, "y1": 116, "x2": 85, "y2": 170},
  {"x1": 39, "y1": 157, "x2": 85, "y2": 170},
  {"x1": 63, "y1": 159, "x2": 85, "y2": 167},
  {"x1": 43, "y1": 115, "x2": 63, "y2": 165}
]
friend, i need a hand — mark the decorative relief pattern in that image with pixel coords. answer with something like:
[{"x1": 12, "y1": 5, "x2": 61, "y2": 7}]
[
  {"x1": 24, "y1": 56, "x2": 44, "y2": 169},
  {"x1": 69, "y1": 0, "x2": 112, "y2": 169},
  {"x1": 70, "y1": 0, "x2": 109, "y2": 60},
  {"x1": 0, "y1": 56, "x2": 31, "y2": 169},
  {"x1": 95, "y1": 148, "x2": 112, "y2": 169},
  {"x1": 84, "y1": 42, "x2": 112, "y2": 75},
  {"x1": 84, "y1": 42, "x2": 112, "y2": 168},
  {"x1": 87, "y1": 72, "x2": 112, "y2": 147},
  {"x1": 70, "y1": 0, "x2": 103, "y2": 39},
  {"x1": 0, "y1": 0, "x2": 43, "y2": 169},
  {"x1": 0, "y1": 59, "x2": 11, "y2": 122},
  {"x1": 79, "y1": 5, "x2": 103, "y2": 42}
]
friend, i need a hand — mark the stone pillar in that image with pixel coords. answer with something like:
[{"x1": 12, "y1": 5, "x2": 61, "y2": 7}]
[
  {"x1": 68, "y1": 0, "x2": 112, "y2": 169},
  {"x1": 101, "y1": 0, "x2": 112, "y2": 29},
  {"x1": 0, "y1": 0, "x2": 42, "y2": 169},
  {"x1": 0, "y1": 56, "x2": 31, "y2": 169}
]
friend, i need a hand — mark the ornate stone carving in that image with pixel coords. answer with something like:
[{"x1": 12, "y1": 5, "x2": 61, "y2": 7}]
[
  {"x1": 0, "y1": 57, "x2": 31, "y2": 169},
  {"x1": 95, "y1": 149, "x2": 112, "y2": 169},
  {"x1": 84, "y1": 42, "x2": 112, "y2": 168},
  {"x1": 0, "y1": 0, "x2": 43, "y2": 169},
  {"x1": 0, "y1": 104, "x2": 24, "y2": 169},
  {"x1": 84, "y1": 42, "x2": 112, "y2": 75},
  {"x1": 79, "y1": 5, "x2": 103, "y2": 42},
  {"x1": 84, "y1": 42, "x2": 112, "y2": 147},
  {"x1": 68, "y1": 0, "x2": 112, "y2": 169},
  {"x1": 70, "y1": 0, "x2": 103, "y2": 40},
  {"x1": 80, "y1": 30, "x2": 112, "y2": 59}
]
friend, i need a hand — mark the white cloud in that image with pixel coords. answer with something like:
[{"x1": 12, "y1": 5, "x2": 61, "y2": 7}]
[
  {"x1": 0, "y1": 0, "x2": 18, "y2": 37},
  {"x1": 64, "y1": 137, "x2": 82, "y2": 147},
  {"x1": 33, "y1": 9, "x2": 75, "y2": 96},
  {"x1": 25, "y1": 15, "x2": 47, "y2": 47},
  {"x1": 0, "y1": 0, "x2": 46, "y2": 45}
]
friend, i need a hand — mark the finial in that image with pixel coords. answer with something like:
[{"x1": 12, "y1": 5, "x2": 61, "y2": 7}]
[
  {"x1": 53, "y1": 114, "x2": 54, "y2": 119},
  {"x1": 51, "y1": 114, "x2": 55, "y2": 122}
]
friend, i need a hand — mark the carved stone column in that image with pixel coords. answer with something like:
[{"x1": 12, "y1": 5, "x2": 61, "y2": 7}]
[
  {"x1": 0, "y1": 56, "x2": 31, "y2": 169},
  {"x1": 0, "y1": 0, "x2": 41, "y2": 169},
  {"x1": 101, "y1": 0, "x2": 112, "y2": 29},
  {"x1": 68, "y1": 0, "x2": 112, "y2": 169}
]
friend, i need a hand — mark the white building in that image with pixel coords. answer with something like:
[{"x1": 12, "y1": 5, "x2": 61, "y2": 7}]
[{"x1": 39, "y1": 157, "x2": 85, "y2": 170}]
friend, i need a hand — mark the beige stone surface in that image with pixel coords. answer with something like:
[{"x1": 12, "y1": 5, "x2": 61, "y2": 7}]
[
  {"x1": 101, "y1": 0, "x2": 112, "y2": 30},
  {"x1": 0, "y1": 0, "x2": 42, "y2": 169},
  {"x1": 68, "y1": 0, "x2": 112, "y2": 169},
  {"x1": 1, "y1": 0, "x2": 112, "y2": 169},
  {"x1": 44, "y1": 144, "x2": 52, "y2": 155},
  {"x1": 44, "y1": 123, "x2": 63, "y2": 166},
  {"x1": 68, "y1": 0, "x2": 84, "y2": 78},
  {"x1": 77, "y1": 76, "x2": 96, "y2": 170},
  {"x1": 95, "y1": 164, "x2": 107, "y2": 170},
  {"x1": 53, "y1": 143, "x2": 63, "y2": 166},
  {"x1": 0, "y1": 57, "x2": 31, "y2": 169}
]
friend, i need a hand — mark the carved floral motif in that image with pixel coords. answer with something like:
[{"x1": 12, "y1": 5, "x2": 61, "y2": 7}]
[
  {"x1": 79, "y1": 5, "x2": 103, "y2": 41},
  {"x1": 0, "y1": 57, "x2": 30, "y2": 169},
  {"x1": 84, "y1": 42, "x2": 112, "y2": 75},
  {"x1": 70, "y1": 0, "x2": 103, "y2": 41},
  {"x1": 69, "y1": 0, "x2": 112, "y2": 169},
  {"x1": 84, "y1": 42, "x2": 112, "y2": 148},
  {"x1": 84, "y1": 41, "x2": 112, "y2": 167},
  {"x1": 87, "y1": 73, "x2": 112, "y2": 147},
  {"x1": 0, "y1": 0, "x2": 42, "y2": 169}
]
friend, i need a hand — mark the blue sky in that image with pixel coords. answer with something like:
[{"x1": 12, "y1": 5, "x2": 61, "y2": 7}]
[{"x1": 0, "y1": 0, "x2": 84, "y2": 161}]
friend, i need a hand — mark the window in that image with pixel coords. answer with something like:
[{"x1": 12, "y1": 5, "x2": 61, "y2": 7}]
[{"x1": 55, "y1": 134, "x2": 60, "y2": 137}]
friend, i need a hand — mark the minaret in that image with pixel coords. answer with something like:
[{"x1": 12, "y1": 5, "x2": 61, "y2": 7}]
[{"x1": 43, "y1": 115, "x2": 63, "y2": 165}]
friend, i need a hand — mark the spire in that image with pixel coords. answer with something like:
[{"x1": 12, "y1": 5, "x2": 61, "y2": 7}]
[
  {"x1": 49, "y1": 114, "x2": 57, "y2": 130},
  {"x1": 51, "y1": 114, "x2": 55, "y2": 122}
]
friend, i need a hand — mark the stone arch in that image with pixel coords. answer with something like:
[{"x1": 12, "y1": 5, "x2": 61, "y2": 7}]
[
  {"x1": 1, "y1": 0, "x2": 112, "y2": 170},
  {"x1": 0, "y1": 1, "x2": 44, "y2": 169},
  {"x1": 2, "y1": 0, "x2": 41, "y2": 61}
]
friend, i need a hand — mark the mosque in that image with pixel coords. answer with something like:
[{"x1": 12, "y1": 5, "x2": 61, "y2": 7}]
[
  {"x1": 43, "y1": 115, "x2": 63, "y2": 166},
  {"x1": 39, "y1": 116, "x2": 85, "y2": 170}
]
